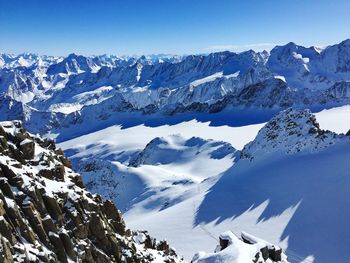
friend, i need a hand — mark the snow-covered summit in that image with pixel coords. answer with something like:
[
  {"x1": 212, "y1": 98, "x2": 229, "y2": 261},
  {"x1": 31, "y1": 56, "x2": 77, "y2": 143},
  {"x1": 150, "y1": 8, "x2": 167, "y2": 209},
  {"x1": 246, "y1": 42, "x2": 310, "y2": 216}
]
[
  {"x1": 130, "y1": 135, "x2": 236, "y2": 167},
  {"x1": 241, "y1": 108, "x2": 346, "y2": 159}
]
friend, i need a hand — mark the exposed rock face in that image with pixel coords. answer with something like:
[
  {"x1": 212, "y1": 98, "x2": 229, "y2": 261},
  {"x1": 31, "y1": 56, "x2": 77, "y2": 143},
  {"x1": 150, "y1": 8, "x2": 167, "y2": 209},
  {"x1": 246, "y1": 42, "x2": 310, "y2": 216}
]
[{"x1": 0, "y1": 121, "x2": 183, "y2": 262}]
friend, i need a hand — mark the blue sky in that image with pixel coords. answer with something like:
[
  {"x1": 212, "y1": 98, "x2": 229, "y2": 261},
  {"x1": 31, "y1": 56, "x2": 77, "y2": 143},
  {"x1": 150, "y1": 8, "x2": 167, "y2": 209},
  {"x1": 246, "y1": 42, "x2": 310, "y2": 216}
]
[{"x1": 0, "y1": 0, "x2": 349, "y2": 55}]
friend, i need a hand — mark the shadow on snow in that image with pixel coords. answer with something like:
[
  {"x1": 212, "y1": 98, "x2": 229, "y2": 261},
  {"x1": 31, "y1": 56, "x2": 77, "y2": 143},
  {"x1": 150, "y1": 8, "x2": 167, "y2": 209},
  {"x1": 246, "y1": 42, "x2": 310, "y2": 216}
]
[{"x1": 194, "y1": 143, "x2": 350, "y2": 263}]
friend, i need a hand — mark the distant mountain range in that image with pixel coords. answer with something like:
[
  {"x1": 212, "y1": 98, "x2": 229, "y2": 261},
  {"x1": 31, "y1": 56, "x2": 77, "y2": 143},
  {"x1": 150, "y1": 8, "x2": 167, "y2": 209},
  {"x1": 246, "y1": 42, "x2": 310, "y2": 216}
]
[{"x1": 1, "y1": 39, "x2": 350, "y2": 136}]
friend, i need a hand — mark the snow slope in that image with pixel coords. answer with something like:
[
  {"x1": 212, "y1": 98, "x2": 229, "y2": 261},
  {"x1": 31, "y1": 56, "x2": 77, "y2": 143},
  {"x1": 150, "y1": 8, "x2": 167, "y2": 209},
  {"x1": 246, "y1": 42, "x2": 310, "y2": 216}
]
[
  {"x1": 314, "y1": 105, "x2": 350, "y2": 134},
  {"x1": 58, "y1": 106, "x2": 350, "y2": 262},
  {"x1": 192, "y1": 231, "x2": 289, "y2": 263}
]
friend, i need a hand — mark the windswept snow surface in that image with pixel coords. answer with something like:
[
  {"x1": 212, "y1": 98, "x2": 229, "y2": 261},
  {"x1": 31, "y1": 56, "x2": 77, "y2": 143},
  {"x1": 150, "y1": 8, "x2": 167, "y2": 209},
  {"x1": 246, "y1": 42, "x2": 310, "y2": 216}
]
[
  {"x1": 59, "y1": 117, "x2": 264, "y2": 157},
  {"x1": 190, "y1": 72, "x2": 224, "y2": 87}
]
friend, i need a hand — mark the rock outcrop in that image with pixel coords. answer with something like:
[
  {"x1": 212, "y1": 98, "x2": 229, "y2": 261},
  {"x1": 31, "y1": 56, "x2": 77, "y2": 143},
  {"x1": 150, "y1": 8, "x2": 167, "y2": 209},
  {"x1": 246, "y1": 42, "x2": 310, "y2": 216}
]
[
  {"x1": 0, "y1": 121, "x2": 183, "y2": 262},
  {"x1": 241, "y1": 108, "x2": 346, "y2": 159},
  {"x1": 191, "y1": 231, "x2": 289, "y2": 263}
]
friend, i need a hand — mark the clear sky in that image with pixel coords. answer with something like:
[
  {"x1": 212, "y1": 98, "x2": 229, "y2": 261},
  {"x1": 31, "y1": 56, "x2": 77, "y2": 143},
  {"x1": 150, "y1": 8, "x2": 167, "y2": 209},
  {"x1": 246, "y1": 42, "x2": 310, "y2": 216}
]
[{"x1": 1, "y1": 0, "x2": 349, "y2": 56}]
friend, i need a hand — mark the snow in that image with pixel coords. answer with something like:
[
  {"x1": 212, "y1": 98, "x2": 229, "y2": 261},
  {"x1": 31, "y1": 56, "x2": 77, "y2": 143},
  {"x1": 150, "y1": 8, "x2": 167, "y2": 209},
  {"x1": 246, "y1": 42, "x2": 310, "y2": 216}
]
[
  {"x1": 59, "y1": 107, "x2": 350, "y2": 263},
  {"x1": 192, "y1": 232, "x2": 258, "y2": 263},
  {"x1": 123, "y1": 177, "x2": 298, "y2": 261},
  {"x1": 274, "y1": 75, "x2": 286, "y2": 82},
  {"x1": 224, "y1": 71, "x2": 240, "y2": 78},
  {"x1": 4, "y1": 196, "x2": 15, "y2": 208},
  {"x1": 133, "y1": 232, "x2": 147, "y2": 244},
  {"x1": 314, "y1": 105, "x2": 350, "y2": 134},
  {"x1": 190, "y1": 72, "x2": 224, "y2": 87},
  {"x1": 19, "y1": 138, "x2": 32, "y2": 146},
  {"x1": 192, "y1": 231, "x2": 289, "y2": 263},
  {"x1": 48, "y1": 103, "x2": 83, "y2": 114},
  {"x1": 59, "y1": 119, "x2": 263, "y2": 158}
]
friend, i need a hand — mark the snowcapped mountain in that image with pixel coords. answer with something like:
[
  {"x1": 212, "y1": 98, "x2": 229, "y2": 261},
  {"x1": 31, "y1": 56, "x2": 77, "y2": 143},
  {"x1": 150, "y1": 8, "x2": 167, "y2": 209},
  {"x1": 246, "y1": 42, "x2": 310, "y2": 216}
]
[
  {"x1": 241, "y1": 108, "x2": 343, "y2": 158},
  {"x1": 0, "y1": 120, "x2": 183, "y2": 262},
  {"x1": 46, "y1": 53, "x2": 101, "y2": 75},
  {"x1": 129, "y1": 135, "x2": 236, "y2": 167},
  {"x1": 1, "y1": 39, "x2": 350, "y2": 135},
  {"x1": 73, "y1": 135, "x2": 237, "y2": 212},
  {"x1": 0, "y1": 53, "x2": 59, "y2": 69}
]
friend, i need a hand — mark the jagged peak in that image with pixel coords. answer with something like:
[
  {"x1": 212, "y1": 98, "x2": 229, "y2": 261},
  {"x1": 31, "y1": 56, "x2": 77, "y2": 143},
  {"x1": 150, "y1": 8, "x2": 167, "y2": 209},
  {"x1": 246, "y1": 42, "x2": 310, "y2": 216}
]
[
  {"x1": 66, "y1": 52, "x2": 79, "y2": 59},
  {"x1": 340, "y1": 38, "x2": 350, "y2": 46},
  {"x1": 241, "y1": 108, "x2": 346, "y2": 159}
]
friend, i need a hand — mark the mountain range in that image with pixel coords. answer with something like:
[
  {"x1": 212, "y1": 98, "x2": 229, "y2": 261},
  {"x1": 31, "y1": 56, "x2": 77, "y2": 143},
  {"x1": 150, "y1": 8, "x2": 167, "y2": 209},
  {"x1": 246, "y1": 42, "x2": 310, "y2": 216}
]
[
  {"x1": 1, "y1": 39, "x2": 350, "y2": 263},
  {"x1": 1, "y1": 39, "x2": 350, "y2": 137}
]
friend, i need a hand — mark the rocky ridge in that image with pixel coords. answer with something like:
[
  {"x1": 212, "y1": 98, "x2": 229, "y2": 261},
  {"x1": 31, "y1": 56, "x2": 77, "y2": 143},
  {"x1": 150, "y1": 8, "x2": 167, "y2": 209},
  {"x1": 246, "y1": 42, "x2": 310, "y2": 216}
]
[
  {"x1": 0, "y1": 121, "x2": 183, "y2": 262},
  {"x1": 241, "y1": 108, "x2": 346, "y2": 159}
]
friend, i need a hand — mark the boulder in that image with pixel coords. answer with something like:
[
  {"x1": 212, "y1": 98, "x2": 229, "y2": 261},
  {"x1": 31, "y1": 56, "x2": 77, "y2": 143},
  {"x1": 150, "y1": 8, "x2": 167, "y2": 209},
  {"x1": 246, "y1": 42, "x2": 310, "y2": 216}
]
[
  {"x1": 73, "y1": 223, "x2": 89, "y2": 239},
  {"x1": 19, "y1": 139, "x2": 35, "y2": 160},
  {"x1": 219, "y1": 237, "x2": 230, "y2": 250},
  {"x1": 0, "y1": 179, "x2": 14, "y2": 199},
  {"x1": 0, "y1": 136, "x2": 8, "y2": 152},
  {"x1": 144, "y1": 235, "x2": 155, "y2": 249},
  {"x1": 0, "y1": 200, "x2": 5, "y2": 217},
  {"x1": 42, "y1": 216, "x2": 58, "y2": 234},
  {"x1": 55, "y1": 164, "x2": 65, "y2": 180},
  {"x1": 157, "y1": 240, "x2": 170, "y2": 254},
  {"x1": 59, "y1": 231, "x2": 77, "y2": 260},
  {"x1": 22, "y1": 203, "x2": 51, "y2": 247},
  {"x1": 38, "y1": 169, "x2": 54, "y2": 180},
  {"x1": 42, "y1": 195, "x2": 63, "y2": 223},
  {"x1": 0, "y1": 126, "x2": 7, "y2": 137},
  {"x1": 0, "y1": 164, "x2": 23, "y2": 187},
  {"x1": 268, "y1": 247, "x2": 282, "y2": 261},
  {"x1": 103, "y1": 200, "x2": 125, "y2": 235},
  {"x1": 0, "y1": 237, "x2": 14, "y2": 263},
  {"x1": 48, "y1": 233, "x2": 68, "y2": 263},
  {"x1": 89, "y1": 214, "x2": 109, "y2": 247},
  {"x1": 0, "y1": 217, "x2": 16, "y2": 245}
]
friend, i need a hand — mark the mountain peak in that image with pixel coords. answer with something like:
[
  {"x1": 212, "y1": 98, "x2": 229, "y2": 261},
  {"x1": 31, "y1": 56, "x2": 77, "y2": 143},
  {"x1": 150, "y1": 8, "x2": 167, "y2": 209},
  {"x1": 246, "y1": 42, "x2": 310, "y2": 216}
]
[
  {"x1": 241, "y1": 108, "x2": 344, "y2": 159},
  {"x1": 66, "y1": 52, "x2": 79, "y2": 58}
]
